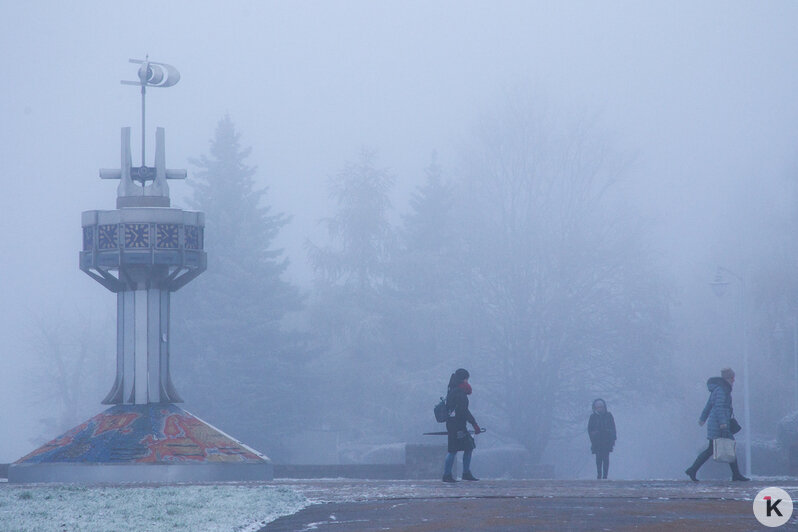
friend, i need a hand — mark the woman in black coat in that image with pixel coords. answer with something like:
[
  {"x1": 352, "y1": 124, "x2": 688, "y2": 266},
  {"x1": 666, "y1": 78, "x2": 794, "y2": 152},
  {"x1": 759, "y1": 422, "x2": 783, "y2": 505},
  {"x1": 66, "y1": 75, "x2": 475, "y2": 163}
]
[
  {"x1": 442, "y1": 368, "x2": 481, "y2": 482},
  {"x1": 588, "y1": 398, "x2": 616, "y2": 479}
]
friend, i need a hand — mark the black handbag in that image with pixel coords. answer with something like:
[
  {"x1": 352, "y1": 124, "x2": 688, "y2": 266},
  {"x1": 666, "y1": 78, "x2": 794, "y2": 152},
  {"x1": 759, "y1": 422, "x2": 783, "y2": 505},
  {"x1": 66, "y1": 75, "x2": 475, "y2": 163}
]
[{"x1": 729, "y1": 417, "x2": 742, "y2": 435}]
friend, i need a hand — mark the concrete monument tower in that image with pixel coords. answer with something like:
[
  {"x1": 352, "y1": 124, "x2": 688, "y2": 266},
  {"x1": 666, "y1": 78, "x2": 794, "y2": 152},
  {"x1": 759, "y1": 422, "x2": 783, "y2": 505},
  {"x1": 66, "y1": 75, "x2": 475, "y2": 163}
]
[{"x1": 9, "y1": 59, "x2": 272, "y2": 482}]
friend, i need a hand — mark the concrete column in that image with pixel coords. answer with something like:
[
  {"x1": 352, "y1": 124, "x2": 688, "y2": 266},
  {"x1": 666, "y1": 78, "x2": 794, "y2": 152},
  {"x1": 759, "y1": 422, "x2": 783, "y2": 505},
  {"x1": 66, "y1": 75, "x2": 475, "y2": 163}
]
[
  {"x1": 147, "y1": 288, "x2": 162, "y2": 403},
  {"x1": 159, "y1": 290, "x2": 171, "y2": 400},
  {"x1": 106, "y1": 287, "x2": 177, "y2": 404},
  {"x1": 134, "y1": 288, "x2": 148, "y2": 404},
  {"x1": 122, "y1": 290, "x2": 136, "y2": 403}
]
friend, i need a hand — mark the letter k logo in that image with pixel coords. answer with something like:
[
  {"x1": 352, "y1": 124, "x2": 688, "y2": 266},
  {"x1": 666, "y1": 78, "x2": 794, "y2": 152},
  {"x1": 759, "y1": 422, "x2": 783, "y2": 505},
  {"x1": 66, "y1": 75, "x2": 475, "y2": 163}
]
[
  {"x1": 754, "y1": 487, "x2": 792, "y2": 527},
  {"x1": 764, "y1": 496, "x2": 783, "y2": 517}
]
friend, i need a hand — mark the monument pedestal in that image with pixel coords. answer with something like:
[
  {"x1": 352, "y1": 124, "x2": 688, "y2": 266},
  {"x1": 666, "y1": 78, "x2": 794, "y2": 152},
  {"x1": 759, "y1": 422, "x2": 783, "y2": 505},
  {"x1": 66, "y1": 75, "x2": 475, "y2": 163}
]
[{"x1": 9, "y1": 404, "x2": 272, "y2": 483}]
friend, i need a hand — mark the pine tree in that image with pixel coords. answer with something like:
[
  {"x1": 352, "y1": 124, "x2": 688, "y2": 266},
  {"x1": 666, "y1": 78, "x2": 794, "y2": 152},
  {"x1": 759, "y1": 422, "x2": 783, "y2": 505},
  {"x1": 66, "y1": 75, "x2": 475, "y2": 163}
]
[
  {"x1": 308, "y1": 148, "x2": 396, "y2": 291},
  {"x1": 381, "y1": 153, "x2": 467, "y2": 440},
  {"x1": 172, "y1": 115, "x2": 304, "y2": 459},
  {"x1": 305, "y1": 149, "x2": 397, "y2": 437},
  {"x1": 387, "y1": 153, "x2": 460, "y2": 367},
  {"x1": 402, "y1": 152, "x2": 453, "y2": 253}
]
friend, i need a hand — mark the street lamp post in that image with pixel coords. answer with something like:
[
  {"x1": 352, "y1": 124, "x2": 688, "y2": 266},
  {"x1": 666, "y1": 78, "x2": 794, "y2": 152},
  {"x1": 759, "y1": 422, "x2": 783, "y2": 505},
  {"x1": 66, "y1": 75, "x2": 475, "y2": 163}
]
[
  {"x1": 710, "y1": 266, "x2": 752, "y2": 477},
  {"x1": 794, "y1": 316, "x2": 798, "y2": 412}
]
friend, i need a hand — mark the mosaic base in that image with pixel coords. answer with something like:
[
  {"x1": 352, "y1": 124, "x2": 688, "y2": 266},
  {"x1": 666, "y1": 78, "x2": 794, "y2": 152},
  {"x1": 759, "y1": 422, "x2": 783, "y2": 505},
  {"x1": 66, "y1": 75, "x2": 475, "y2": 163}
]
[{"x1": 9, "y1": 404, "x2": 271, "y2": 483}]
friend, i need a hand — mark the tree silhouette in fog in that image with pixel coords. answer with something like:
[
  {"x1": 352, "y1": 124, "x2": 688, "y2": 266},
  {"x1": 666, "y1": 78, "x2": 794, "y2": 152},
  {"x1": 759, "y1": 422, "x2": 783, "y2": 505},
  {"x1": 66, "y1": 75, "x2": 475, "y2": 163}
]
[
  {"x1": 452, "y1": 97, "x2": 672, "y2": 464},
  {"x1": 173, "y1": 115, "x2": 304, "y2": 460},
  {"x1": 306, "y1": 149, "x2": 398, "y2": 438}
]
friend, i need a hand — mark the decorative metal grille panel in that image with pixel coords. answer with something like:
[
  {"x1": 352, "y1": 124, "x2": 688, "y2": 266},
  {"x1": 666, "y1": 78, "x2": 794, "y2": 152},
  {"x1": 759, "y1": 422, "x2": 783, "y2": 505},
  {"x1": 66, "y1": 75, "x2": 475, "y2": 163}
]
[
  {"x1": 98, "y1": 224, "x2": 119, "y2": 249},
  {"x1": 124, "y1": 223, "x2": 150, "y2": 248},
  {"x1": 156, "y1": 223, "x2": 179, "y2": 249},
  {"x1": 185, "y1": 225, "x2": 201, "y2": 249},
  {"x1": 83, "y1": 227, "x2": 94, "y2": 251}
]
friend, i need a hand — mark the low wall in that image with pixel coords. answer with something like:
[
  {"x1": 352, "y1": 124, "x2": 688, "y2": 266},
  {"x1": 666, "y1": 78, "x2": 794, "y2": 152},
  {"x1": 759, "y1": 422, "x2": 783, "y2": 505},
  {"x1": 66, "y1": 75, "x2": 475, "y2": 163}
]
[
  {"x1": 274, "y1": 444, "x2": 555, "y2": 480},
  {"x1": 8, "y1": 462, "x2": 273, "y2": 484},
  {"x1": 274, "y1": 464, "x2": 406, "y2": 479},
  {"x1": 0, "y1": 447, "x2": 554, "y2": 482},
  {"x1": 405, "y1": 444, "x2": 449, "y2": 479}
]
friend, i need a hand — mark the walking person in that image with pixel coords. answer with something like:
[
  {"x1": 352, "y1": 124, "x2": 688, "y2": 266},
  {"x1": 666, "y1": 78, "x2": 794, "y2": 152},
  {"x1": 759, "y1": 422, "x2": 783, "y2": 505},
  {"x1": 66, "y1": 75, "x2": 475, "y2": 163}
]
[
  {"x1": 685, "y1": 368, "x2": 750, "y2": 481},
  {"x1": 442, "y1": 368, "x2": 481, "y2": 482},
  {"x1": 588, "y1": 398, "x2": 616, "y2": 479}
]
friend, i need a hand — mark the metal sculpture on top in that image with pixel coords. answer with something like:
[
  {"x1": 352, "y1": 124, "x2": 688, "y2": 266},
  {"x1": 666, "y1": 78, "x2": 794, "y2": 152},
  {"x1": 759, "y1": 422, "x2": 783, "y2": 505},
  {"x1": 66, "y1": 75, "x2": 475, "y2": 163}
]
[
  {"x1": 123, "y1": 57, "x2": 181, "y2": 168},
  {"x1": 100, "y1": 58, "x2": 186, "y2": 207}
]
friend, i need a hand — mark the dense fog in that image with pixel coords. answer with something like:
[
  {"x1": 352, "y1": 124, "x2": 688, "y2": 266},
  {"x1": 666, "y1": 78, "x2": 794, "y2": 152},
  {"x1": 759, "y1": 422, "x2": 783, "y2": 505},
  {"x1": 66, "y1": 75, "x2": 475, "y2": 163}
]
[{"x1": 2, "y1": 1, "x2": 798, "y2": 480}]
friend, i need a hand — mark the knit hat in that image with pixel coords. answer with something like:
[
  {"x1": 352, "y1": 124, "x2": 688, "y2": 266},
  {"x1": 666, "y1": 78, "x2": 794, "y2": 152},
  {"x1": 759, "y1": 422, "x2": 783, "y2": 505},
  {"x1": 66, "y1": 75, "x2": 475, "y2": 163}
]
[{"x1": 448, "y1": 368, "x2": 471, "y2": 390}]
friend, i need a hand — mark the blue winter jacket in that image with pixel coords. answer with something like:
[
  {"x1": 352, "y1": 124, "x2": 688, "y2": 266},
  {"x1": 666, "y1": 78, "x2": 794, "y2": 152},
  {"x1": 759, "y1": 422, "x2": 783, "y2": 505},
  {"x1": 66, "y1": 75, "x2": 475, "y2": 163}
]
[{"x1": 699, "y1": 377, "x2": 733, "y2": 440}]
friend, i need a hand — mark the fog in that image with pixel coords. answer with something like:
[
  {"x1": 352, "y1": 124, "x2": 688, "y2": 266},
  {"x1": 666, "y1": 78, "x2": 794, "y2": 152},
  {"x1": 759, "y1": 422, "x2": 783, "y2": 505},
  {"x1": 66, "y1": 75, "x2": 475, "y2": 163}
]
[{"x1": 2, "y1": 1, "x2": 798, "y2": 479}]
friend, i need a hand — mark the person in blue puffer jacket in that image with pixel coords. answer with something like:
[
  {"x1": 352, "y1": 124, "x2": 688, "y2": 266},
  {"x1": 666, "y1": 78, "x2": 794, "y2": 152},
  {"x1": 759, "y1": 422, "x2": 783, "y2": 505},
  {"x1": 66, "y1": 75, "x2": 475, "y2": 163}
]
[{"x1": 684, "y1": 368, "x2": 749, "y2": 481}]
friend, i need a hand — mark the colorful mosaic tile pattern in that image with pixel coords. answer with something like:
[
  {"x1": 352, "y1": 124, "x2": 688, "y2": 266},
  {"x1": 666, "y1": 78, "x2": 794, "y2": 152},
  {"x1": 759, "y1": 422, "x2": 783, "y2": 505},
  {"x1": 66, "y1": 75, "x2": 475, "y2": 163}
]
[{"x1": 15, "y1": 404, "x2": 265, "y2": 465}]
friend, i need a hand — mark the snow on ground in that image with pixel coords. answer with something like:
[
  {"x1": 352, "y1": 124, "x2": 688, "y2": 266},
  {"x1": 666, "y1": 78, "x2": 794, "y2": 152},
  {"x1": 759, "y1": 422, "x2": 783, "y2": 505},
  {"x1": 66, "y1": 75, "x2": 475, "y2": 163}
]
[
  {"x1": 272, "y1": 477, "x2": 798, "y2": 504},
  {"x1": 3, "y1": 478, "x2": 797, "y2": 530},
  {"x1": 0, "y1": 484, "x2": 308, "y2": 532}
]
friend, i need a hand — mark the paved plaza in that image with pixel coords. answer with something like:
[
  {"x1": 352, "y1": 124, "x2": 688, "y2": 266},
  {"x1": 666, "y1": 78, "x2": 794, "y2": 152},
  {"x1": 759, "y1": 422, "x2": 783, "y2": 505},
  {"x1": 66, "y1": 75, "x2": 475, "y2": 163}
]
[{"x1": 265, "y1": 479, "x2": 798, "y2": 531}]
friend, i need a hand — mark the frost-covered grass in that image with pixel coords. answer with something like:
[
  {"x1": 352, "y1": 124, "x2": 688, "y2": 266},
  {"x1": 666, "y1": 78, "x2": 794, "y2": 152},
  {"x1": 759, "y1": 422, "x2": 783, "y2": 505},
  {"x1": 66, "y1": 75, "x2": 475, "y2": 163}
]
[{"x1": 0, "y1": 484, "x2": 308, "y2": 532}]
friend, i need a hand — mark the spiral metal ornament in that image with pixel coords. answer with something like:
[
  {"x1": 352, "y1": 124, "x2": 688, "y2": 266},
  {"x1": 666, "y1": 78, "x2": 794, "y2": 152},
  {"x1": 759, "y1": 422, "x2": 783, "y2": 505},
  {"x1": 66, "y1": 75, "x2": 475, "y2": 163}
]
[{"x1": 123, "y1": 57, "x2": 181, "y2": 88}]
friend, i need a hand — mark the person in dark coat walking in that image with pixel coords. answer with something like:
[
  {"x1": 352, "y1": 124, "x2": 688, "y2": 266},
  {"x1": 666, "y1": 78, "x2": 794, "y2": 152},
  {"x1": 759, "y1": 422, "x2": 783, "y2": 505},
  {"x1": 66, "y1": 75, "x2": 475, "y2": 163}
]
[
  {"x1": 685, "y1": 367, "x2": 750, "y2": 481},
  {"x1": 588, "y1": 398, "x2": 616, "y2": 479},
  {"x1": 442, "y1": 368, "x2": 481, "y2": 482}
]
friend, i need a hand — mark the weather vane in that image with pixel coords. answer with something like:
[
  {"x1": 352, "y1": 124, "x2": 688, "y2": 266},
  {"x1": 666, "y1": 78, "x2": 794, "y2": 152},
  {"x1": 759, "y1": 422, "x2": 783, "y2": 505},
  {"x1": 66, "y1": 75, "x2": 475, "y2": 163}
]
[{"x1": 122, "y1": 56, "x2": 181, "y2": 169}]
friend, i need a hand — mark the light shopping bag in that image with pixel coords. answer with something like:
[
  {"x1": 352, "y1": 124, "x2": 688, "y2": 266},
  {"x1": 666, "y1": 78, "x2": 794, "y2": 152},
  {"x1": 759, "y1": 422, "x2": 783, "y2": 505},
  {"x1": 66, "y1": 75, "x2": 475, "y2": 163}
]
[{"x1": 713, "y1": 437, "x2": 736, "y2": 463}]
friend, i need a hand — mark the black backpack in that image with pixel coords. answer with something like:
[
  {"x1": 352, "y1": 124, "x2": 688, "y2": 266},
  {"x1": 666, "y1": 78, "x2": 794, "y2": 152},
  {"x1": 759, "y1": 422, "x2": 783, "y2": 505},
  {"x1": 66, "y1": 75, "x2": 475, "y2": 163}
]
[{"x1": 434, "y1": 396, "x2": 450, "y2": 423}]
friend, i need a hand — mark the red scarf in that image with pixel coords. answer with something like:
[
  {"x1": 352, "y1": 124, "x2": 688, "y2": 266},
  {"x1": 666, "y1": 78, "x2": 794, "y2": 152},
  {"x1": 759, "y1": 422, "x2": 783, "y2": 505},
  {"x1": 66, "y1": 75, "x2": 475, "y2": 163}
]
[{"x1": 458, "y1": 381, "x2": 472, "y2": 395}]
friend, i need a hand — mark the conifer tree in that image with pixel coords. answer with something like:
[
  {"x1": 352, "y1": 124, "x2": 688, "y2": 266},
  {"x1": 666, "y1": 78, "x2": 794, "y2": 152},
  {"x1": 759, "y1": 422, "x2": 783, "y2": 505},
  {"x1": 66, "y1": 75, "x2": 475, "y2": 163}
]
[
  {"x1": 388, "y1": 153, "x2": 460, "y2": 367},
  {"x1": 173, "y1": 115, "x2": 303, "y2": 459},
  {"x1": 306, "y1": 149, "x2": 397, "y2": 436}
]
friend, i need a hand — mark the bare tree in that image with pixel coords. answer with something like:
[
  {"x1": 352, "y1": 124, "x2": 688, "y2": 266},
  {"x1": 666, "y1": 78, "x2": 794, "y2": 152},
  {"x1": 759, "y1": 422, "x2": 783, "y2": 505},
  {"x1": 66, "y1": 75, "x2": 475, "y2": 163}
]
[
  {"x1": 453, "y1": 96, "x2": 672, "y2": 463},
  {"x1": 27, "y1": 306, "x2": 114, "y2": 441}
]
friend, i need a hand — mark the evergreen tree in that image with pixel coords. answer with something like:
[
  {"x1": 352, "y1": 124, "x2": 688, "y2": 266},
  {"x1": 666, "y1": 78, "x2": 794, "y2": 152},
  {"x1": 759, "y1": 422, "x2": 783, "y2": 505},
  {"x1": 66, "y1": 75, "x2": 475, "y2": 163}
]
[
  {"x1": 173, "y1": 115, "x2": 304, "y2": 460},
  {"x1": 308, "y1": 148, "x2": 396, "y2": 291},
  {"x1": 385, "y1": 154, "x2": 463, "y2": 367},
  {"x1": 306, "y1": 149, "x2": 397, "y2": 438},
  {"x1": 402, "y1": 152, "x2": 453, "y2": 253},
  {"x1": 382, "y1": 153, "x2": 466, "y2": 440}
]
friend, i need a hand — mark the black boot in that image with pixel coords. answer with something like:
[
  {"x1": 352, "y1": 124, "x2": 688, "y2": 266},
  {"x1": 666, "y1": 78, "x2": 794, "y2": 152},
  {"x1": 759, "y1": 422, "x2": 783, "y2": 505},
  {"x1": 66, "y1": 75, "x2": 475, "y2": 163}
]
[
  {"x1": 442, "y1": 474, "x2": 456, "y2": 483},
  {"x1": 462, "y1": 471, "x2": 479, "y2": 481},
  {"x1": 685, "y1": 443, "x2": 712, "y2": 482},
  {"x1": 730, "y1": 461, "x2": 750, "y2": 482}
]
